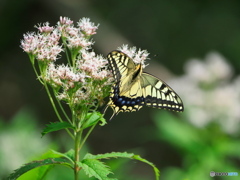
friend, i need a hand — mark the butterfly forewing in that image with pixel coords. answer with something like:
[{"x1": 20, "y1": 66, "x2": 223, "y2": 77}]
[{"x1": 107, "y1": 50, "x2": 135, "y2": 82}]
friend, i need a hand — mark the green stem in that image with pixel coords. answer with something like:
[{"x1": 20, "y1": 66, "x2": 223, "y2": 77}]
[
  {"x1": 71, "y1": 50, "x2": 79, "y2": 69},
  {"x1": 62, "y1": 37, "x2": 72, "y2": 66},
  {"x1": 31, "y1": 63, "x2": 44, "y2": 85},
  {"x1": 74, "y1": 130, "x2": 82, "y2": 180},
  {"x1": 44, "y1": 82, "x2": 63, "y2": 122},
  {"x1": 44, "y1": 82, "x2": 74, "y2": 139},
  {"x1": 79, "y1": 122, "x2": 97, "y2": 151},
  {"x1": 73, "y1": 107, "x2": 89, "y2": 180},
  {"x1": 54, "y1": 91, "x2": 72, "y2": 124}
]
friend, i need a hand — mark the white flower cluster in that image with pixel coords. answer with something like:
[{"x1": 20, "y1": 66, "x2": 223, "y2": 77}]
[
  {"x1": 21, "y1": 30, "x2": 62, "y2": 61},
  {"x1": 170, "y1": 52, "x2": 240, "y2": 134},
  {"x1": 45, "y1": 63, "x2": 87, "y2": 88},
  {"x1": 58, "y1": 17, "x2": 98, "y2": 49},
  {"x1": 118, "y1": 45, "x2": 149, "y2": 68},
  {"x1": 78, "y1": 49, "x2": 110, "y2": 80},
  {"x1": 77, "y1": 17, "x2": 99, "y2": 36},
  {"x1": 21, "y1": 17, "x2": 113, "y2": 109}
]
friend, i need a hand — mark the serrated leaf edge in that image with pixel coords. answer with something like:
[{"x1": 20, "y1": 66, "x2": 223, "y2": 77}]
[
  {"x1": 7, "y1": 158, "x2": 72, "y2": 180},
  {"x1": 82, "y1": 152, "x2": 160, "y2": 180}
]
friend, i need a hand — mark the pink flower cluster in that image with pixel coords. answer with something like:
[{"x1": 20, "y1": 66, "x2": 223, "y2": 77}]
[
  {"x1": 21, "y1": 17, "x2": 112, "y2": 108},
  {"x1": 118, "y1": 45, "x2": 149, "y2": 68},
  {"x1": 78, "y1": 17, "x2": 99, "y2": 36},
  {"x1": 21, "y1": 17, "x2": 99, "y2": 61},
  {"x1": 45, "y1": 63, "x2": 87, "y2": 88},
  {"x1": 21, "y1": 30, "x2": 62, "y2": 61},
  {"x1": 58, "y1": 17, "x2": 98, "y2": 49},
  {"x1": 78, "y1": 49, "x2": 111, "y2": 80}
]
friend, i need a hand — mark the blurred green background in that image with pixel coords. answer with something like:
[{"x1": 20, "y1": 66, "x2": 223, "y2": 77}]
[{"x1": 0, "y1": 0, "x2": 240, "y2": 179}]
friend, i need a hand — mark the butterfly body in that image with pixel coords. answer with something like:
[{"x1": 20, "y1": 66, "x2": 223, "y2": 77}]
[{"x1": 105, "y1": 50, "x2": 183, "y2": 120}]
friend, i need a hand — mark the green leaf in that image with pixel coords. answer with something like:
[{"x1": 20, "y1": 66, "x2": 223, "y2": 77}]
[
  {"x1": 83, "y1": 152, "x2": 160, "y2": 180},
  {"x1": 132, "y1": 155, "x2": 160, "y2": 180},
  {"x1": 82, "y1": 112, "x2": 107, "y2": 129},
  {"x1": 8, "y1": 158, "x2": 72, "y2": 180},
  {"x1": 41, "y1": 121, "x2": 74, "y2": 136},
  {"x1": 78, "y1": 159, "x2": 116, "y2": 180},
  {"x1": 83, "y1": 152, "x2": 134, "y2": 160},
  {"x1": 17, "y1": 162, "x2": 53, "y2": 180},
  {"x1": 16, "y1": 150, "x2": 74, "y2": 180},
  {"x1": 49, "y1": 149, "x2": 75, "y2": 163},
  {"x1": 64, "y1": 149, "x2": 75, "y2": 162}
]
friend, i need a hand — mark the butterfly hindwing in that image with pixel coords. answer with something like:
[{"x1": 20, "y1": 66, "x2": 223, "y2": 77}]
[
  {"x1": 109, "y1": 81, "x2": 144, "y2": 115},
  {"x1": 140, "y1": 72, "x2": 184, "y2": 111}
]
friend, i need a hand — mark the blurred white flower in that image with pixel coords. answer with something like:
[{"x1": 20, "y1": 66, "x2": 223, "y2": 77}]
[
  {"x1": 171, "y1": 52, "x2": 240, "y2": 134},
  {"x1": 206, "y1": 52, "x2": 233, "y2": 81},
  {"x1": 185, "y1": 59, "x2": 212, "y2": 83}
]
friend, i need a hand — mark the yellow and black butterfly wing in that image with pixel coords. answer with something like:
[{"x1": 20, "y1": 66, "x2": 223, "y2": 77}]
[
  {"x1": 107, "y1": 50, "x2": 136, "y2": 82},
  {"x1": 107, "y1": 81, "x2": 145, "y2": 118},
  {"x1": 140, "y1": 72, "x2": 184, "y2": 112},
  {"x1": 105, "y1": 50, "x2": 184, "y2": 120},
  {"x1": 105, "y1": 50, "x2": 145, "y2": 119}
]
